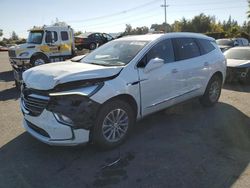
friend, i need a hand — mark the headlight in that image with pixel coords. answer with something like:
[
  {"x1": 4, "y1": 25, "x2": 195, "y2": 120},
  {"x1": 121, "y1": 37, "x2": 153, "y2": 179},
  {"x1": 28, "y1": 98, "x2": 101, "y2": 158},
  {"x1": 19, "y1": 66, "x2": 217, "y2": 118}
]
[
  {"x1": 54, "y1": 113, "x2": 73, "y2": 126},
  {"x1": 19, "y1": 52, "x2": 29, "y2": 57},
  {"x1": 49, "y1": 83, "x2": 103, "y2": 97}
]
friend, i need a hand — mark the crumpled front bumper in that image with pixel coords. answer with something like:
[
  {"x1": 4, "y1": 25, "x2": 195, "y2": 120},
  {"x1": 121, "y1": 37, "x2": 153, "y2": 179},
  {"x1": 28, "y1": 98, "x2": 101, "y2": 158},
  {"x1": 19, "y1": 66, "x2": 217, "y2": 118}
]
[{"x1": 22, "y1": 108, "x2": 90, "y2": 146}]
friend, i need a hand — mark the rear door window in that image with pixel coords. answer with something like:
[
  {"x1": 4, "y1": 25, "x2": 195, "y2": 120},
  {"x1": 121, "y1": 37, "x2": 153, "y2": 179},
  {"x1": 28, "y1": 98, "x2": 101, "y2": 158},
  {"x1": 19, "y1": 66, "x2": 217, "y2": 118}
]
[{"x1": 173, "y1": 38, "x2": 201, "y2": 61}]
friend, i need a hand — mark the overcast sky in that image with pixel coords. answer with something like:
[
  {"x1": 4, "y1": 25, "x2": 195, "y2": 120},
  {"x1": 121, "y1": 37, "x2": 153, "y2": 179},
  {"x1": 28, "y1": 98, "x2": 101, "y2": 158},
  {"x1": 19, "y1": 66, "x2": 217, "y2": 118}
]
[{"x1": 0, "y1": 0, "x2": 248, "y2": 38}]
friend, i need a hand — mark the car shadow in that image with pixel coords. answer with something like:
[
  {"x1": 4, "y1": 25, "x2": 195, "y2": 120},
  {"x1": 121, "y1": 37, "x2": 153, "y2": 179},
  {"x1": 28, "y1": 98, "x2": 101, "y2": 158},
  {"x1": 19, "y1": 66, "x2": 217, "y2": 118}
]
[
  {"x1": 0, "y1": 100, "x2": 249, "y2": 188},
  {"x1": 223, "y1": 82, "x2": 250, "y2": 93},
  {"x1": 0, "y1": 70, "x2": 14, "y2": 82},
  {"x1": 0, "y1": 87, "x2": 20, "y2": 101}
]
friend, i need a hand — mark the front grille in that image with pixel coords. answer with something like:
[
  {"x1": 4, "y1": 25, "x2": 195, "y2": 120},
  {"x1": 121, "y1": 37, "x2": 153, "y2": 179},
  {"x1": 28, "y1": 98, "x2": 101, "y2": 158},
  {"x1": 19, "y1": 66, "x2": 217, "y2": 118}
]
[
  {"x1": 26, "y1": 120, "x2": 50, "y2": 138},
  {"x1": 22, "y1": 86, "x2": 49, "y2": 116},
  {"x1": 8, "y1": 50, "x2": 16, "y2": 57}
]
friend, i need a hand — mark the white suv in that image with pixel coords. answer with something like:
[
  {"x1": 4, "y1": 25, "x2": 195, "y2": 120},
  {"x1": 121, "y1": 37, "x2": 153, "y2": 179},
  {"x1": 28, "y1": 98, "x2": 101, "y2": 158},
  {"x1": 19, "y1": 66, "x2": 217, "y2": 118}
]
[{"x1": 20, "y1": 33, "x2": 226, "y2": 148}]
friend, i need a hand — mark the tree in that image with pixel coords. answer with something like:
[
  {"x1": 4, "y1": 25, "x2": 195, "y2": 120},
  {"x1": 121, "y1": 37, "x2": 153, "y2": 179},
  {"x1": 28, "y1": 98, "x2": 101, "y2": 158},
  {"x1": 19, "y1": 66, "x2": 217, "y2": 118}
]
[
  {"x1": 247, "y1": 0, "x2": 250, "y2": 19},
  {"x1": 191, "y1": 13, "x2": 212, "y2": 33},
  {"x1": 74, "y1": 31, "x2": 83, "y2": 36},
  {"x1": 0, "y1": 29, "x2": 3, "y2": 37},
  {"x1": 124, "y1": 24, "x2": 133, "y2": 35},
  {"x1": 150, "y1": 23, "x2": 171, "y2": 32},
  {"x1": 11, "y1": 31, "x2": 19, "y2": 40}
]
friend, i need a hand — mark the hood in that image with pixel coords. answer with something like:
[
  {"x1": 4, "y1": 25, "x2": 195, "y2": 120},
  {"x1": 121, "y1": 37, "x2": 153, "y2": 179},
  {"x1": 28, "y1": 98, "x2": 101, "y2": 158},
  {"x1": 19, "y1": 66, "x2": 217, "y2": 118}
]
[
  {"x1": 10, "y1": 43, "x2": 36, "y2": 51},
  {"x1": 227, "y1": 59, "x2": 250, "y2": 68},
  {"x1": 23, "y1": 61, "x2": 123, "y2": 90}
]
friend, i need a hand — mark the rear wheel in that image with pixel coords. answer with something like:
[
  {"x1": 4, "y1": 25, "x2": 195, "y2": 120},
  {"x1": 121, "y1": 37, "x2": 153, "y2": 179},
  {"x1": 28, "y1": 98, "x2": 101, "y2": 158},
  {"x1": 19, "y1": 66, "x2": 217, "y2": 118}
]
[
  {"x1": 76, "y1": 46, "x2": 83, "y2": 51},
  {"x1": 89, "y1": 43, "x2": 97, "y2": 50},
  {"x1": 199, "y1": 75, "x2": 222, "y2": 107},
  {"x1": 92, "y1": 100, "x2": 135, "y2": 149}
]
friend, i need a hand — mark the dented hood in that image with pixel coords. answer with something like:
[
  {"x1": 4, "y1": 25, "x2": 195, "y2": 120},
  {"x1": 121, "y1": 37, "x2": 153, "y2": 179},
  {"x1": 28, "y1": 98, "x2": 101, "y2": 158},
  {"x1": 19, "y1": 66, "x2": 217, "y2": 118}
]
[{"x1": 23, "y1": 61, "x2": 122, "y2": 90}]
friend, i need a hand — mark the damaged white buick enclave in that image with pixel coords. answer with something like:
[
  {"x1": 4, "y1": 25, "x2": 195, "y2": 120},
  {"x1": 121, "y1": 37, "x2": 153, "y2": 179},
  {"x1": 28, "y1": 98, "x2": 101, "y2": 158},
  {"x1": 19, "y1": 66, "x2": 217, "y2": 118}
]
[{"x1": 20, "y1": 33, "x2": 226, "y2": 148}]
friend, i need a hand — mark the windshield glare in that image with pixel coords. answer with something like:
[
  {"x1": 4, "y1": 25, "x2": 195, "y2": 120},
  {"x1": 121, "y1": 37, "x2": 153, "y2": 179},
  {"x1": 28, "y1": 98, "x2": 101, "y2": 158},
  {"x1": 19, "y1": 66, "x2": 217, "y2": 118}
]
[
  {"x1": 224, "y1": 49, "x2": 250, "y2": 60},
  {"x1": 27, "y1": 31, "x2": 44, "y2": 44},
  {"x1": 82, "y1": 40, "x2": 148, "y2": 66}
]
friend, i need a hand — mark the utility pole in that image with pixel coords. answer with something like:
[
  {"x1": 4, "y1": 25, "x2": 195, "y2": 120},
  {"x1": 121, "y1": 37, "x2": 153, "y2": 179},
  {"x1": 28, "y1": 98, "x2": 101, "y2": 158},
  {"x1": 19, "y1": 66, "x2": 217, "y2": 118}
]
[{"x1": 161, "y1": 0, "x2": 169, "y2": 33}]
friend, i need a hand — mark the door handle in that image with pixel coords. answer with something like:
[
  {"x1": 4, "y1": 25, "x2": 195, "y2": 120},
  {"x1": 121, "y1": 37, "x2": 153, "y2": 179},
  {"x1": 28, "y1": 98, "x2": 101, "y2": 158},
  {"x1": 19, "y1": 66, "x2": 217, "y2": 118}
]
[
  {"x1": 171, "y1": 68, "x2": 178, "y2": 74},
  {"x1": 204, "y1": 62, "x2": 209, "y2": 67}
]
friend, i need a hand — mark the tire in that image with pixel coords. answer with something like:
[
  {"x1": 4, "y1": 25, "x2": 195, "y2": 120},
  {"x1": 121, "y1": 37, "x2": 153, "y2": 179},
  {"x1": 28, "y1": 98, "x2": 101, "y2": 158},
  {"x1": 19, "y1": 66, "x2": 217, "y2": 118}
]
[
  {"x1": 15, "y1": 80, "x2": 21, "y2": 90},
  {"x1": 76, "y1": 46, "x2": 83, "y2": 51},
  {"x1": 30, "y1": 54, "x2": 49, "y2": 67},
  {"x1": 89, "y1": 43, "x2": 97, "y2": 50},
  {"x1": 92, "y1": 100, "x2": 136, "y2": 149},
  {"x1": 199, "y1": 75, "x2": 222, "y2": 107}
]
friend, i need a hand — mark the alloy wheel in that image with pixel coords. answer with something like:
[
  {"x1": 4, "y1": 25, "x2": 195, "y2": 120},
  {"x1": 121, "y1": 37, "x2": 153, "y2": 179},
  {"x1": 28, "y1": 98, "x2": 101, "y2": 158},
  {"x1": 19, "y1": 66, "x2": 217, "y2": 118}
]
[{"x1": 102, "y1": 109, "x2": 129, "y2": 143}]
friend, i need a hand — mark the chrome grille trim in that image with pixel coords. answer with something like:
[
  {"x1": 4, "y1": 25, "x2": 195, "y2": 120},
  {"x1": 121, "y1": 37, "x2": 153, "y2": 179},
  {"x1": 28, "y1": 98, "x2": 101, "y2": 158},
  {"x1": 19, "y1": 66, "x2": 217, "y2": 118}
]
[{"x1": 21, "y1": 87, "x2": 50, "y2": 116}]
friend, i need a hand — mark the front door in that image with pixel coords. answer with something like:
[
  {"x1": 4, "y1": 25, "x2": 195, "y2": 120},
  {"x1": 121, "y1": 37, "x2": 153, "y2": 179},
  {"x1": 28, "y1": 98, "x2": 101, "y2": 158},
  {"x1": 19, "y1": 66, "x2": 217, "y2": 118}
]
[
  {"x1": 138, "y1": 39, "x2": 183, "y2": 116},
  {"x1": 45, "y1": 30, "x2": 61, "y2": 58}
]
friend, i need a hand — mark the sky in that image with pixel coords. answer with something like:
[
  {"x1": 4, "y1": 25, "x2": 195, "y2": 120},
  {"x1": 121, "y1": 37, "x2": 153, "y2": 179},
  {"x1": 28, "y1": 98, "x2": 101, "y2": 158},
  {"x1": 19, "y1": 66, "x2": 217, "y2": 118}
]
[{"x1": 0, "y1": 0, "x2": 248, "y2": 38}]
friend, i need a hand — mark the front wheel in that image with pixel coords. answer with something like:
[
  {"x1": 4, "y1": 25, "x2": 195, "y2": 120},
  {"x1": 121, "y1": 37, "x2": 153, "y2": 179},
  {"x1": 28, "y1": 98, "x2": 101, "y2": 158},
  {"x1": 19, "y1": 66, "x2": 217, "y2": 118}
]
[
  {"x1": 30, "y1": 55, "x2": 49, "y2": 66},
  {"x1": 199, "y1": 75, "x2": 222, "y2": 107},
  {"x1": 92, "y1": 100, "x2": 135, "y2": 149}
]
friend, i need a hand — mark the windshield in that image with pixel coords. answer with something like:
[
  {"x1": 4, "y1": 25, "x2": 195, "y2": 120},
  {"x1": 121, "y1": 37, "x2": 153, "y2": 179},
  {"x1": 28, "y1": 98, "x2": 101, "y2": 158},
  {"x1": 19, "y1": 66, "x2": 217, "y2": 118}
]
[
  {"x1": 216, "y1": 39, "x2": 234, "y2": 46},
  {"x1": 224, "y1": 48, "x2": 250, "y2": 60},
  {"x1": 82, "y1": 40, "x2": 149, "y2": 66},
  {"x1": 27, "y1": 31, "x2": 44, "y2": 44}
]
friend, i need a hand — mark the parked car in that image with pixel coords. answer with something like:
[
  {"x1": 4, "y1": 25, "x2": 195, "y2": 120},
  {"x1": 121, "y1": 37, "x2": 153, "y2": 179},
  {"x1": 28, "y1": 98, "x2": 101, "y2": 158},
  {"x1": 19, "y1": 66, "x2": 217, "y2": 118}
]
[
  {"x1": 216, "y1": 38, "x2": 249, "y2": 52},
  {"x1": 20, "y1": 33, "x2": 226, "y2": 149},
  {"x1": 224, "y1": 46, "x2": 250, "y2": 83},
  {"x1": 75, "y1": 32, "x2": 113, "y2": 50},
  {"x1": 0, "y1": 45, "x2": 9, "y2": 51}
]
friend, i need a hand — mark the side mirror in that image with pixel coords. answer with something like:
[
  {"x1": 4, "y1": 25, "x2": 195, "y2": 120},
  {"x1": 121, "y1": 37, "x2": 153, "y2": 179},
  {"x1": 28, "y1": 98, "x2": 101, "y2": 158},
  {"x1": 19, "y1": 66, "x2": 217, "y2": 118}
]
[{"x1": 144, "y1": 58, "x2": 164, "y2": 73}]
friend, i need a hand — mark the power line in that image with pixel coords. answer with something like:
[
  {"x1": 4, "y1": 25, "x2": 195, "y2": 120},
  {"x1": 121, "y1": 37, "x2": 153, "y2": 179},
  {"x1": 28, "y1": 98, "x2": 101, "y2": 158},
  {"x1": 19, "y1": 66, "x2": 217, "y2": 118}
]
[
  {"x1": 75, "y1": 13, "x2": 161, "y2": 31},
  {"x1": 168, "y1": 5, "x2": 246, "y2": 13},
  {"x1": 169, "y1": 0, "x2": 246, "y2": 6},
  {"x1": 75, "y1": 6, "x2": 160, "y2": 28},
  {"x1": 67, "y1": 0, "x2": 161, "y2": 23}
]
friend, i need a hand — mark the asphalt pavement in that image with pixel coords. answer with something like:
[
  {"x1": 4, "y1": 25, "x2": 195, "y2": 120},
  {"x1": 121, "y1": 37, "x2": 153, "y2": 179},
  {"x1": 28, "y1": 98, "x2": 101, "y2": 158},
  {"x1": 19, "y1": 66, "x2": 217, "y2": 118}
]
[{"x1": 0, "y1": 51, "x2": 249, "y2": 188}]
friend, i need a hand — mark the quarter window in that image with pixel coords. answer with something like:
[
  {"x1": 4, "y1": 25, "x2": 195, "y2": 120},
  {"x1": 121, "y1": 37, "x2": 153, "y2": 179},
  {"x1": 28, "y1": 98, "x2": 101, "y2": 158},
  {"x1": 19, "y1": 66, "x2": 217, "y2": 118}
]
[
  {"x1": 173, "y1": 38, "x2": 200, "y2": 61},
  {"x1": 197, "y1": 39, "x2": 215, "y2": 55},
  {"x1": 61, "y1": 31, "x2": 69, "y2": 41}
]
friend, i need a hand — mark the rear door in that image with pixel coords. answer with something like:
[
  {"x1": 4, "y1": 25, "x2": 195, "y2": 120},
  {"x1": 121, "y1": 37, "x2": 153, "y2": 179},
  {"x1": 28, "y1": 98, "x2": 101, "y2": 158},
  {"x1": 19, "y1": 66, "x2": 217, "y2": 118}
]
[
  {"x1": 172, "y1": 38, "x2": 206, "y2": 96},
  {"x1": 59, "y1": 31, "x2": 72, "y2": 56}
]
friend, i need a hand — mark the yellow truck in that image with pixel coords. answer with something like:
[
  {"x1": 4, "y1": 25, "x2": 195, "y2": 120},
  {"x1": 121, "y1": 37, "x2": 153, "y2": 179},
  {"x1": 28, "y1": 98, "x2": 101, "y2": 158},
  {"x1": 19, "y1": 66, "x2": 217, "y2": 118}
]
[{"x1": 8, "y1": 23, "x2": 75, "y2": 88}]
